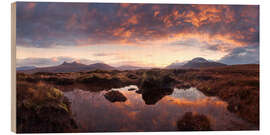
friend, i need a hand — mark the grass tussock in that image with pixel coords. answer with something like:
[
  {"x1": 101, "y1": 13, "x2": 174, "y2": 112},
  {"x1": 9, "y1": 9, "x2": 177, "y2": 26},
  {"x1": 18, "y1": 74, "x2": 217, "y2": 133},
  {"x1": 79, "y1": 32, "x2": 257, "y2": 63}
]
[
  {"x1": 16, "y1": 81, "x2": 77, "y2": 133},
  {"x1": 139, "y1": 70, "x2": 176, "y2": 90}
]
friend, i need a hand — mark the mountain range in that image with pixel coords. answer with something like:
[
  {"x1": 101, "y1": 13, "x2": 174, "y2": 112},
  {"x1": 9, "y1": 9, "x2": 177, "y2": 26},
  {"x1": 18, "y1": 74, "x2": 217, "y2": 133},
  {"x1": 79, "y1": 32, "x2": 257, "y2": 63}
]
[
  {"x1": 17, "y1": 57, "x2": 227, "y2": 73},
  {"x1": 18, "y1": 62, "x2": 115, "y2": 73}
]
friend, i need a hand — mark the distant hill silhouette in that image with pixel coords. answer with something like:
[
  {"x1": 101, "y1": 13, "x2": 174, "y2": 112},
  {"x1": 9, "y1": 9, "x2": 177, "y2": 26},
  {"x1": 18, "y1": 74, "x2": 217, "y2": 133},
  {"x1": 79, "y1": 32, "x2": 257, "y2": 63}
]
[
  {"x1": 19, "y1": 61, "x2": 115, "y2": 73},
  {"x1": 165, "y1": 62, "x2": 186, "y2": 69},
  {"x1": 17, "y1": 57, "x2": 228, "y2": 73},
  {"x1": 166, "y1": 57, "x2": 226, "y2": 69},
  {"x1": 16, "y1": 66, "x2": 36, "y2": 71}
]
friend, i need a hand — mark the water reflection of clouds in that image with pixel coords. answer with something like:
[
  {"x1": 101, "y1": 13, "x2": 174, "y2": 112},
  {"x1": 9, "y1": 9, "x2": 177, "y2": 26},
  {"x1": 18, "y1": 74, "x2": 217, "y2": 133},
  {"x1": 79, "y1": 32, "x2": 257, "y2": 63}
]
[
  {"x1": 64, "y1": 86, "x2": 254, "y2": 131},
  {"x1": 170, "y1": 87, "x2": 206, "y2": 100}
]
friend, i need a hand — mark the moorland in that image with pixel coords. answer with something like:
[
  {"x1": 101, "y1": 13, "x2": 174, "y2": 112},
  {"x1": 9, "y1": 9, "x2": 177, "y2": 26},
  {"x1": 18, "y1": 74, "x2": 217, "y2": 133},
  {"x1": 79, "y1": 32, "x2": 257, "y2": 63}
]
[{"x1": 16, "y1": 64, "x2": 259, "y2": 132}]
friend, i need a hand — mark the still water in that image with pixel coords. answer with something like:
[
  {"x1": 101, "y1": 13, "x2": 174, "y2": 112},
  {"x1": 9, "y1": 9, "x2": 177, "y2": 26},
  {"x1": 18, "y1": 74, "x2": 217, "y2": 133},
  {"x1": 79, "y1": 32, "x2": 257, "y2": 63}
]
[{"x1": 63, "y1": 85, "x2": 255, "y2": 132}]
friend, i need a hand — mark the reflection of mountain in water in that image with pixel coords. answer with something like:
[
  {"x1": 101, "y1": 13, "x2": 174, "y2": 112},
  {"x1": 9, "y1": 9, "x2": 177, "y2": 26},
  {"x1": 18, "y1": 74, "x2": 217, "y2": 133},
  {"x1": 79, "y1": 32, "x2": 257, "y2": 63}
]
[{"x1": 171, "y1": 87, "x2": 212, "y2": 101}]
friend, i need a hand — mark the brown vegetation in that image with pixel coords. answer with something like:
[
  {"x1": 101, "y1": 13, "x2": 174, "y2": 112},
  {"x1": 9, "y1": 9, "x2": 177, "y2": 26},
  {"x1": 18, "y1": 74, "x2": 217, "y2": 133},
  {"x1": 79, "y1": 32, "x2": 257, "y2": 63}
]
[
  {"x1": 179, "y1": 64, "x2": 259, "y2": 125},
  {"x1": 177, "y1": 112, "x2": 212, "y2": 131},
  {"x1": 16, "y1": 64, "x2": 259, "y2": 129},
  {"x1": 16, "y1": 81, "x2": 77, "y2": 133}
]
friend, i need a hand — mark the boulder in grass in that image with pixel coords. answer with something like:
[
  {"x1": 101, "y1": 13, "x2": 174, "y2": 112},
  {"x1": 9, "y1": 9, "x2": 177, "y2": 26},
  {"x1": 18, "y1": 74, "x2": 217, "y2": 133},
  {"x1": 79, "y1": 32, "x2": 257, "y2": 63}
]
[
  {"x1": 104, "y1": 90, "x2": 127, "y2": 102},
  {"x1": 177, "y1": 112, "x2": 212, "y2": 131}
]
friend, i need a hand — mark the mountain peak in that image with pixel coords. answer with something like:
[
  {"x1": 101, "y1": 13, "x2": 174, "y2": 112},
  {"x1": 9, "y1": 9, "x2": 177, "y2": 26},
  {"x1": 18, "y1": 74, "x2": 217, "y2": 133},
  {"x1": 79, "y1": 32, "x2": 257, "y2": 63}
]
[
  {"x1": 61, "y1": 61, "x2": 84, "y2": 66},
  {"x1": 62, "y1": 61, "x2": 68, "y2": 64},
  {"x1": 71, "y1": 61, "x2": 79, "y2": 64},
  {"x1": 190, "y1": 57, "x2": 208, "y2": 63}
]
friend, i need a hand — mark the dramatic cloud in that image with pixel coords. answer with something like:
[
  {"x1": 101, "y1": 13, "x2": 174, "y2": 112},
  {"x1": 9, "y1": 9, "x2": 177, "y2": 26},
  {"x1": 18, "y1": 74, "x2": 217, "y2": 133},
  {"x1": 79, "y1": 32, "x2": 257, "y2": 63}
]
[
  {"x1": 16, "y1": 57, "x2": 102, "y2": 67},
  {"x1": 219, "y1": 45, "x2": 259, "y2": 65},
  {"x1": 16, "y1": 3, "x2": 259, "y2": 49},
  {"x1": 16, "y1": 2, "x2": 259, "y2": 66}
]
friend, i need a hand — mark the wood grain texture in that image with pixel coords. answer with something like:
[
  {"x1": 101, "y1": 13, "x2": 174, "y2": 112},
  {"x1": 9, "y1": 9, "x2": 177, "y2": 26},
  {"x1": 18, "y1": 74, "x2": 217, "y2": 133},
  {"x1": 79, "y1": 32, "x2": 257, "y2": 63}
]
[{"x1": 11, "y1": 2, "x2": 16, "y2": 133}]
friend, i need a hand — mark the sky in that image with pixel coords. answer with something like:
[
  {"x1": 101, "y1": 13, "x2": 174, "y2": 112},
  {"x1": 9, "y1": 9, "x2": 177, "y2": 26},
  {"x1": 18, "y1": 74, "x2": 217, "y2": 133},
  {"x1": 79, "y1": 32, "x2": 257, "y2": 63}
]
[{"x1": 16, "y1": 2, "x2": 259, "y2": 68}]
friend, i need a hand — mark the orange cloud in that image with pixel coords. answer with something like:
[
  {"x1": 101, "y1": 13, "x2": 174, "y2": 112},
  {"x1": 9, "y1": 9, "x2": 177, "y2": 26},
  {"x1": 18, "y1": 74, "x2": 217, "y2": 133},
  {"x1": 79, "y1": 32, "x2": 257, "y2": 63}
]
[
  {"x1": 249, "y1": 27, "x2": 256, "y2": 33},
  {"x1": 113, "y1": 27, "x2": 125, "y2": 36},
  {"x1": 122, "y1": 30, "x2": 132, "y2": 38},
  {"x1": 17, "y1": 3, "x2": 259, "y2": 52},
  {"x1": 184, "y1": 5, "x2": 223, "y2": 27},
  {"x1": 154, "y1": 11, "x2": 160, "y2": 17},
  {"x1": 163, "y1": 96, "x2": 227, "y2": 108},
  {"x1": 25, "y1": 3, "x2": 36, "y2": 10},
  {"x1": 120, "y1": 3, "x2": 130, "y2": 8},
  {"x1": 127, "y1": 15, "x2": 139, "y2": 25}
]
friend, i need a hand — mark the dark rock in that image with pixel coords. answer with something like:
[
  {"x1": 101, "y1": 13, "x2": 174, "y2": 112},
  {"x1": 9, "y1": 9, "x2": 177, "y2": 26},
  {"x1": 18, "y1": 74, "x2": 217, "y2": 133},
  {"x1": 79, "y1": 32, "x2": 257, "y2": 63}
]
[
  {"x1": 177, "y1": 112, "x2": 212, "y2": 131},
  {"x1": 104, "y1": 91, "x2": 127, "y2": 102}
]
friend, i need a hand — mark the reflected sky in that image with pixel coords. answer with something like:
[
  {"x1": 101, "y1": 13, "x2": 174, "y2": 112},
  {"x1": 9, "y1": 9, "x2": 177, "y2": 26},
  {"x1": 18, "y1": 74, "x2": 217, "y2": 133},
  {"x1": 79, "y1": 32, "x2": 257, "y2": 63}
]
[{"x1": 63, "y1": 86, "x2": 256, "y2": 132}]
